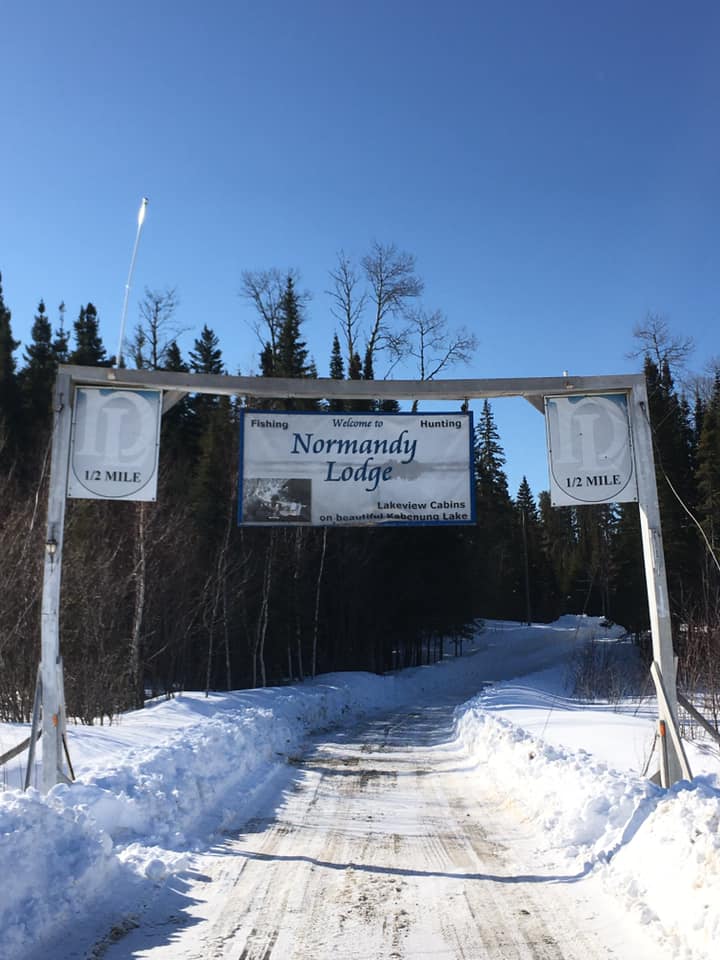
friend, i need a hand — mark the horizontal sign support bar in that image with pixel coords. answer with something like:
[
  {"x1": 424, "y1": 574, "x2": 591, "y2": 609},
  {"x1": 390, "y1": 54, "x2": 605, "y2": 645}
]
[{"x1": 61, "y1": 366, "x2": 645, "y2": 403}]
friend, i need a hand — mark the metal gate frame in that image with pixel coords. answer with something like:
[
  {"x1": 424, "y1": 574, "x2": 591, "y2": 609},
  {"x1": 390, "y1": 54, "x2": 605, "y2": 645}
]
[{"x1": 37, "y1": 366, "x2": 689, "y2": 791}]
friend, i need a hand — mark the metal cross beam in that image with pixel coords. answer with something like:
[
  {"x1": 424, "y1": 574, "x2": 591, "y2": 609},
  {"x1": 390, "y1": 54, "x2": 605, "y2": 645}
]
[{"x1": 61, "y1": 364, "x2": 645, "y2": 402}]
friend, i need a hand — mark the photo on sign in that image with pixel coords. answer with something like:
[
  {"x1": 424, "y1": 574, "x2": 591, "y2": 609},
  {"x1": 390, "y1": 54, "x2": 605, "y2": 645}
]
[{"x1": 242, "y1": 478, "x2": 312, "y2": 523}]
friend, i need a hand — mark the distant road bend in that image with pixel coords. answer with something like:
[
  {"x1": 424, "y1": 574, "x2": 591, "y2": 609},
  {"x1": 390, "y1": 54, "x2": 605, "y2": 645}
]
[{"x1": 99, "y1": 701, "x2": 666, "y2": 960}]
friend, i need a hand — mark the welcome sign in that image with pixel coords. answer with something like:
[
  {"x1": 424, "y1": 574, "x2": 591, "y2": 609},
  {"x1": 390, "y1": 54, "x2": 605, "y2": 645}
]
[
  {"x1": 545, "y1": 393, "x2": 638, "y2": 506},
  {"x1": 238, "y1": 410, "x2": 475, "y2": 526}
]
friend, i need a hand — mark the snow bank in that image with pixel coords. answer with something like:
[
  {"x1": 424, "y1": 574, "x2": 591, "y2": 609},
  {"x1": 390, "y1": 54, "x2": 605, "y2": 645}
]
[
  {"x1": 454, "y1": 694, "x2": 720, "y2": 959},
  {"x1": 0, "y1": 788, "x2": 123, "y2": 955},
  {"x1": 0, "y1": 676, "x2": 403, "y2": 960},
  {"x1": 2, "y1": 615, "x2": 717, "y2": 960}
]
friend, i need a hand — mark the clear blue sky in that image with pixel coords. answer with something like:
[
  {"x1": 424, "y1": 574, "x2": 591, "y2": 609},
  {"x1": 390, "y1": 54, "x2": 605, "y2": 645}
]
[{"x1": 1, "y1": 0, "x2": 718, "y2": 496}]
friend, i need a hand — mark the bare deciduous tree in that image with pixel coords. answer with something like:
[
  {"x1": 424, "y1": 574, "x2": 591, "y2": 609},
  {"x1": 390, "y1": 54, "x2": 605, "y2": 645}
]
[
  {"x1": 327, "y1": 242, "x2": 424, "y2": 377},
  {"x1": 327, "y1": 251, "x2": 367, "y2": 366},
  {"x1": 240, "y1": 269, "x2": 310, "y2": 362},
  {"x1": 130, "y1": 287, "x2": 182, "y2": 370},
  {"x1": 405, "y1": 308, "x2": 478, "y2": 410},
  {"x1": 0, "y1": 474, "x2": 43, "y2": 722},
  {"x1": 686, "y1": 357, "x2": 720, "y2": 405},
  {"x1": 362, "y1": 241, "x2": 424, "y2": 368},
  {"x1": 628, "y1": 313, "x2": 694, "y2": 371}
]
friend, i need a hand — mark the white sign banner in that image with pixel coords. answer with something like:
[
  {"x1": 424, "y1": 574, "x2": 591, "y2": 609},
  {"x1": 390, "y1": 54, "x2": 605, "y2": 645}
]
[
  {"x1": 238, "y1": 411, "x2": 475, "y2": 526},
  {"x1": 545, "y1": 393, "x2": 638, "y2": 506},
  {"x1": 68, "y1": 387, "x2": 163, "y2": 501}
]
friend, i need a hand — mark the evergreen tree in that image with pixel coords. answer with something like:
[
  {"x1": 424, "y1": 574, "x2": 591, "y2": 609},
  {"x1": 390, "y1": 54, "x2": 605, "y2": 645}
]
[
  {"x1": 697, "y1": 372, "x2": 720, "y2": 555},
  {"x1": 52, "y1": 302, "x2": 70, "y2": 364},
  {"x1": 515, "y1": 478, "x2": 538, "y2": 517},
  {"x1": 187, "y1": 325, "x2": 226, "y2": 453},
  {"x1": 328, "y1": 333, "x2": 345, "y2": 412},
  {"x1": 515, "y1": 478, "x2": 537, "y2": 623},
  {"x1": 471, "y1": 401, "x2": 516, "y2": 617},
  {"x1": 259, "y1": 341, "x2": 275, "y2": 378},
  {"x1": 348, "y1": 352, "x2": 362, "y2": 380},
  {"x1": 644, "y1": 355, "x2": 699, "y2": 619},
  {"x1": 680, "y1": 394, "x2": 698, "y2": 477},
  {"x1": 538, "y1": 491, "x2": 577, "y2": 614},
  {"x1": 68, "y1": 303, "x2": 111, "y2": 366},
  {"x1": 344, "y1": 351, "x2": 361, "y2": 410},
  {"x1": 361, "y1": 345, "x2": 380, "y2": 412},
  {"x1": 360, "y1": 345, "x2": 398, "y2": 413},
  {"x1": 694, "y1": 372, "x2": 720, "y2": 629},
  {"x1": 573, "y1": 504, "x2": 617, "y2": 618},
  {"x1": 164, "y1": 340, "x2": 187, "y2": 373},
  {"x1": 341, "y1": 347, "x2": 372, "y2": 413},
  {"x1": 180, "y1": 325, "x2": 237, "y2": 669},
  {"x1": 157, "y1": 341, "x2": 195, "y2": 500},
  {"x1": 610, "y1": 502, "x2": 647, "y2": 637},
  {"x1": 189, "y1": 324, "x2": 224, "y2": 375},
  {"x1": 182, "y1": 323, "x2": 239, "y2": 687},
  {"x1": 362, "y1": 345, "x2": 374, "y2": 383},
  {"x1": 329, "y1": 333, "x2": 344, "y2": 381},
  {"x1": 275, "y1": 276, "x2": 311, "y2": 379},
  {"x1": 263, "y1": 275, "x2": 318, "y2": 410},
  {"x1": 0, "y1": 273, "x2": 21, "y2": 468},
  {"x1": 693, "y1": 390, "x2": 706, "y2": 461},
  {"x1": 474, "y1": 400, "x2": 509, "y2": 498},
  {"x1": 191, "y1": 395, "x2": 236, "y2": 537},
  {"x1": 514, "y1": 477, "x2": 557, "y2": 622},
  {"x1": 21, "y1": 300, "x2": 58, "y2": 429}
]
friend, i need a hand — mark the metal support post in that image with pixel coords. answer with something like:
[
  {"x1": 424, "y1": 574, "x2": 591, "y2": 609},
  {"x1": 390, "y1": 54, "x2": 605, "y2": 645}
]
[
  {"x1": 630, "y1": 382, "x2": 687, "y2": 786},
  {"x1": 40, "y1": 372, "x2": 74, "y2": 793}
]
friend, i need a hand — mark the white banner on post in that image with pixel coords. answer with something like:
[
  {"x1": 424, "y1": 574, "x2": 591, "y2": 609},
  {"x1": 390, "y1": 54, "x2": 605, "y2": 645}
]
[
  {"x1": 238, "y1": 410, "x2": 475, "y2": 526},
  {"x1": 545, "y1": 393, "x2": 638, "y2": 506},
  {"x1": 68, "y1": 387, "x2": 162, "y2": 501}
]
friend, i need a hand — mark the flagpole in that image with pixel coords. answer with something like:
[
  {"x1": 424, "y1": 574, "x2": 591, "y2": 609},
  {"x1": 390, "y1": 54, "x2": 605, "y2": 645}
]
[{"x1": 116, "y1": 197, "x2": 149, "y2": 367}]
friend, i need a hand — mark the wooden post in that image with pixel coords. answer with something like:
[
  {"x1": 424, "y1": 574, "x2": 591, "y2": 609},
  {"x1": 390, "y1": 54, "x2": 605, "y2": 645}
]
[{"x1": 40, "y1": 372, "x2": 73, "y2": 793}]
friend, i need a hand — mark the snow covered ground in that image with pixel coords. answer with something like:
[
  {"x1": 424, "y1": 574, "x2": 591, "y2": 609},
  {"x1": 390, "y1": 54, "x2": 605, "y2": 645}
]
[{"x1": 1, "y1": 616, "x2": 719, "y2": 959}]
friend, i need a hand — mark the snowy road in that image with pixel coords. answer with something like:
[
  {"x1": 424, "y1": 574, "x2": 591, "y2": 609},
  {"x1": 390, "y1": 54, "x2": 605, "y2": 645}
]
[{"x1": 97, "y1": 700, "x2": 669, "y2": 960}]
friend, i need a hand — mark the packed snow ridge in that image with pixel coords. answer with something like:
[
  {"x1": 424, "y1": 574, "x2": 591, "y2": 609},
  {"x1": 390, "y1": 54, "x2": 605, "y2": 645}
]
[{"x1": 1, "y1": 616, "x2": 719, "y2": 960}]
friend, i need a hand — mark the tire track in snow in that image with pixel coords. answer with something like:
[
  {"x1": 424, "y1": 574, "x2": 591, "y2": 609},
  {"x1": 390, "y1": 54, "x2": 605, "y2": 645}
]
[{"x1": 96, "y1": 703, "x2": 672, "y2": 960}]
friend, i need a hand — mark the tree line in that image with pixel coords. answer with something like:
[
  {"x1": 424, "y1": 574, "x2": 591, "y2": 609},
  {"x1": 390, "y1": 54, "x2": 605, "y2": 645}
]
[{"x1": 0, "y1": 250, "x2": 718, "y2": 724}]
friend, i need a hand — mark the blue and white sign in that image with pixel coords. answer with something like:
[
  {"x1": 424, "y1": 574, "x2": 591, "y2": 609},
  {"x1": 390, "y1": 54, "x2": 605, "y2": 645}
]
[
  {"x1": 239, "y1": 410, "x2": 475, "y2": 526},
  {"x1": 68, "y1": 387, "x2": 162, "y2": 501},
  {"x1": 545, "y1": 393, "x2": 638, "y2": 506}
]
